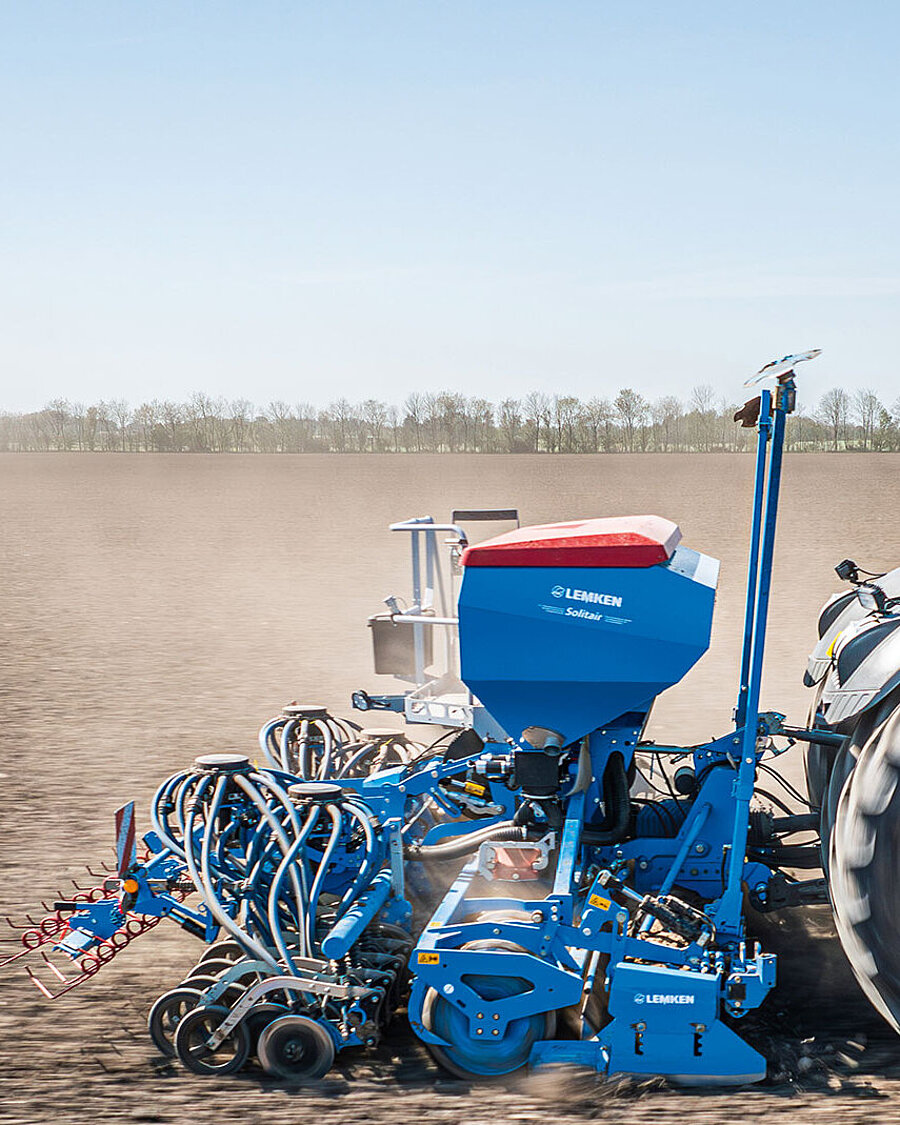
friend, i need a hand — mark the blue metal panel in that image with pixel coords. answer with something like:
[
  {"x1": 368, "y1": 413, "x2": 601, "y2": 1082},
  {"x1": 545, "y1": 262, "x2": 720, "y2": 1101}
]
[
  {"x1": 610, "y1": 962, "x2": 719, "y2": 1029},
  {"x1": 603, "y1": 963, "x2": 767, "y2": 1083},
  {"x1": 458, "y1": 545, "x2": 718, "y2": 744}
]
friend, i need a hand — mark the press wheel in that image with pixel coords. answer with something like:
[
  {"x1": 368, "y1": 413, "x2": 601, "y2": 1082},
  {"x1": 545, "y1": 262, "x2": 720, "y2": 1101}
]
[
  {"x1": 147, "y1": 986, "x2": 204, "y2": 1057},
  {"x1": 421, "y1": 939, "x2": 556, "y2": 1079},
  {"x1": 257, "y1": 1014, "x2": 336, "y2": 1081},
  {"x1": 173, "y1": 1003, "x2": 250, "y2": 1076}
]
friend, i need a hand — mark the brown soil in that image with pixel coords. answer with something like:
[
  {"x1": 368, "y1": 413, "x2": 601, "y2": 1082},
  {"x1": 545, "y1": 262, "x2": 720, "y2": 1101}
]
[{"x1": 2, "y1": 452, "x2": 900, "y2": 1123}]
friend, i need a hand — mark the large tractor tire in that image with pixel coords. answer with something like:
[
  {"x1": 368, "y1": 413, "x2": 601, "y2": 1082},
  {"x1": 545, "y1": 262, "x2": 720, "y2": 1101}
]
[
  {"x1": 819, "y1": 706, "x2": 880, "y2": 873},
  {"x1": 829, "y1": 697, "x2": 900, "y2": 1031},
  {"x1": 803, "y1": 689, "x2": 835, "y2": 809}
]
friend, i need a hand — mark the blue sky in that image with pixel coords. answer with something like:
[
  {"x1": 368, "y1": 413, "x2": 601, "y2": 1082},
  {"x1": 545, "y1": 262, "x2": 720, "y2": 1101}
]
[{"x1": 2, "y1": 1, "x2": 899, "y2": 412}]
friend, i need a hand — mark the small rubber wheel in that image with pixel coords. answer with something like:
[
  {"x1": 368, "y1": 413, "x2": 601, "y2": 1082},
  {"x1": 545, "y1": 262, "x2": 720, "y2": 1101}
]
[
  {"x1": 173, "y1": 1003, "x2": 251, "y2": 1076},
  {"x1": 257, "y1": 1015, "x2": 336, "y2": 1082},
  {"x1": 147, "y1": 987, "x2": 204, "y2": 1057},
  {"x1": 199, "y1": 940, "x2": 244, "y2": 964},
  {"x1": 179, "y1": 973, "x2": 217, "y2": 993},
  {"x1": 186, "y1": 957, "x2": 234, "y2": 979},
  {"x1": 245, "y1": 1002, "x2": 290, "y2": 1052}
]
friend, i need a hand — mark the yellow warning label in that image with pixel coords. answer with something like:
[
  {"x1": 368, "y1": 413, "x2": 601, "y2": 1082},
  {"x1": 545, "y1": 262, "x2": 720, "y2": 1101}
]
[
  {"x1": 417, "y1": 951, "x2": 440, "y2": 965},
  {"x1": 464, "y1": 781, "x2": 487, "y2": 797},
  {"x1": 588, "y1": 894, "x2": 612, "y2": 911}
]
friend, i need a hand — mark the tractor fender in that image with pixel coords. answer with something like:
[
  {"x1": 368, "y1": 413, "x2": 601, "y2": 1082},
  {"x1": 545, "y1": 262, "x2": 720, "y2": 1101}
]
[
  {"x1": 820, "y1": 615, "x2": 900, "y2": 728},
  {"x1": 806, "y1": 565, "x2": 900, "y2": 687},
  {"x1": 805, "y1": 591, "x2": 861, "y2": 687}
]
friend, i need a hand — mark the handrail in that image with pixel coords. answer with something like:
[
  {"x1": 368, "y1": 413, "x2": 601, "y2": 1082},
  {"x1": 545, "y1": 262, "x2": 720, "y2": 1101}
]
[
  {"x1": 389, "y1": 519, "x2": 467, "y2": 540},
  {"x1": 389, "y1": 615, "x2": 458, "y2": 626}
]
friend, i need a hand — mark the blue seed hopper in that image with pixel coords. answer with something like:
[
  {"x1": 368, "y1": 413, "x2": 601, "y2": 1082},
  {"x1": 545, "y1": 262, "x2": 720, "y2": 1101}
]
[{"x1": 457, "y1": 516, "x2": 719, "y2": 744}]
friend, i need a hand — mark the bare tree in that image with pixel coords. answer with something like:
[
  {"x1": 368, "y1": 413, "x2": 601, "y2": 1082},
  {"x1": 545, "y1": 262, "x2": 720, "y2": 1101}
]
[
  {"x1": 403, "y1": 392, "x2": 425, "y2": 452},
  {"x1": 422, "y1": 392, "x2": 442, "y2": 452},
  {"x1": 266, "y1": 401, "x2": 292, "y2": 453},
  {"x1": 158, "y1": 401, "x2": 183, "y2": 451},
  {"x1": 654, "y1": 395, "x2": 682, "y2": 452},
  {"x1": 583, "y1": 397, "x2": 612, "y2": 452},
  {"x1": 817, "y1": 388, "x2": 849, "y2": 451},
  {"x1": 386, "y1": 404, "x2": 401, "y2": 452},
  {"x1": 497, "y1": 398, "x2": 523, "y2": 452},
  {"x1": 133, "y1": 402, "x2": 157, "y2": 451},
  {"x1": 229, "y1": 399, "x2": 253, "y2": 453},
  {"x1": 614, "y1": 388, "x2": 647, "y2": 452},
  {"x1": 688, "y1": 384, "x2": 716, "y2": 452},
  {"x1": 106, "y1": 398, "x2": 132, "y2": 452},
  {"x1": 551, "y1": 395, "x2": 581, "y2": 453},
  {"x1": 360, "y1": 399, "x2": 389, "y2": 451},
  {"x1": 522, "y1": 391, "x2": 550, "y2": 453},
  {"x1": 468, "y1": 397, "x2": 494, "y2": 452},
  {"x1": 325, "y1": 398, "x2": 354, "y2": 453},
  {"x1": 873, "y1": 406, "x2": 896, "y2": 451},
  {"x1": 43, "y1": 398, "x2": 71, "y2": 450},
  {"x1": 853, "y1": 388, "x2": 882, "y2": 451},
  {"x1": 5, "y1": 382, "x2": 899, "y2": 455}
]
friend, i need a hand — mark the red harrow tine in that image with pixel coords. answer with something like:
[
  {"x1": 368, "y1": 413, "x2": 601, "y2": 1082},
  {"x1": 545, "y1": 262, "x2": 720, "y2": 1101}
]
[
  {"x1": 25, "y1": 949, "x2": 101, "y2": 1000},
  {"x1": 22, "y1": 912, "x2": 167, "y2": 999},
  {"x1": 42, "y1": 952, "x2": 69, "y2": 982},
  {"x1": 0, "y1": 934, "x2": 46, "y2": 967},
  {"x1": 0, "y1": 869, "x2": 121, "y2": 969}
]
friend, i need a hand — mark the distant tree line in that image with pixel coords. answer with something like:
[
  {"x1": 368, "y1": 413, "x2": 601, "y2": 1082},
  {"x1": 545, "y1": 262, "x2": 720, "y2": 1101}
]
[{"x1": 1, "y1": 386, "x2": 897, "y2": 453}]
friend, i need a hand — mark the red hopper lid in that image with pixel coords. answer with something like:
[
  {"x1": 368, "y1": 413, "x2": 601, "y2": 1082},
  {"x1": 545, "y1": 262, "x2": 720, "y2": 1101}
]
[{"x1": 461, "y1": 515, "x2": 681, "y2": 568}]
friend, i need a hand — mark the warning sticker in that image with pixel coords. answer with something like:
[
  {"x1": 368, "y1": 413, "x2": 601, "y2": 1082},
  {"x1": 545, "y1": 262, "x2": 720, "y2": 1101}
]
[
  {"x1": 588, "y1": 893, "x2": 612, "y2": 911},
  {"x1": 417, "y1": 952, "x2": 440, "y2": 965}
]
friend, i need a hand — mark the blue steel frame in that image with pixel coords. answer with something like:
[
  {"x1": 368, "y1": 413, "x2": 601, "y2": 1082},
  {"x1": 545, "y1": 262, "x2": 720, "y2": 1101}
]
[{"x1": 404, "y1": 377, "x2": 798, "y2": 1083}]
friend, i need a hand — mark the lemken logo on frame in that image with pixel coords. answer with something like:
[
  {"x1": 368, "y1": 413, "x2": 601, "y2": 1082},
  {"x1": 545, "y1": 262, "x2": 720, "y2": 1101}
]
[
  {"x1": 551, "y1": 585, "x2": 624, "y2": 608},
  {"x1": 633, "y1": 993, "x2": 695, "y2": 1005}
]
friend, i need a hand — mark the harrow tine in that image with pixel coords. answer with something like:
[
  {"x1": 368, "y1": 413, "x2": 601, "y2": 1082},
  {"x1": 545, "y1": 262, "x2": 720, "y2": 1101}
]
[
  {"x1": 0, "y1": 943, "x2": 44, "y2": 968},
  {"x1": 70, "y1": 878, "x2": 93, "y2": 891},
  {"x1": 25, "y1": 966, "x2": 56, "y2": 1000},
  {"x1": 42, "y1": 951, "x2": 68, "y2": 982},
  {"x1": 25, "y1": 962, "x2": 96, "y2": 1001},
  {"x1": 86, "y1": 866, "x2": 106, "y2": 879}
]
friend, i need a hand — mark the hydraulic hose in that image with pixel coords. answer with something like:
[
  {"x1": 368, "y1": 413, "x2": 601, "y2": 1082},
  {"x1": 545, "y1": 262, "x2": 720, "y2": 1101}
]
[
  {"x1": 232, "y1": 774, "x2": 307, "y2": 951},
  {"x1": 182, "y1": 774, "x2": 281, "y2": 975},
  {"x1": 304, "y1": 805, "x2": 343, "y2": 952},
  {"x1": 580, "y1": 753, "x2": 630, "y2": 846},
  {"x1": 267, "y1": 806, "x2": 321, "y2": 972},
  {"x1": 404, "y1": 820, "x2": 526, "y2": 861},
  {"x1": 146, "y1": 754, "x2": 391, "y2": 980}
]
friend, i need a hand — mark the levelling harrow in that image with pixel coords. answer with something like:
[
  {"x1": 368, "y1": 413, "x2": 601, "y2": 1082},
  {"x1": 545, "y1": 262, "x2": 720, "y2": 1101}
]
[{"x1": 8, "y1": 350, "x2": 900, "y2": 1084}]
